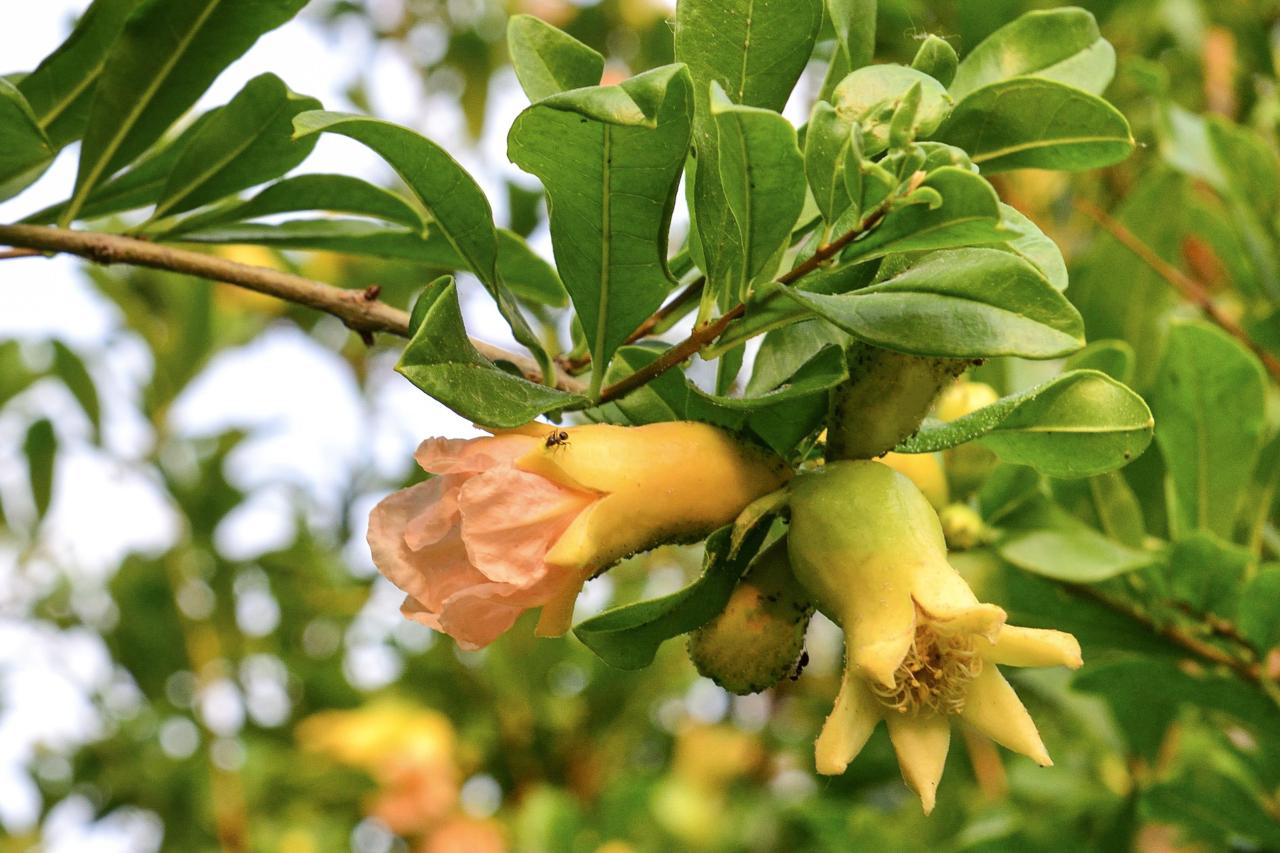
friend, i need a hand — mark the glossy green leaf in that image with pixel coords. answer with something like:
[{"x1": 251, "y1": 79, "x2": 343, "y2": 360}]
[
  {"x1": 819, "y1": 0, "x2": 876, "y2": 99},
  {"x1": 1153, "y1": 322, "x2": 1267, "y2": 540},
  {"x1": 66, "y1": 0, "x2": 309, "y2": 223},
  {"x1": 508, "y1": 65, "x2": 693, "y2": 390},
  {"x1": 705, "y1": 83, "x2": 806, "y2": 299},
  {"x1": 911, "y1": 35, "x2": 958, "y2": 88},
  {"x1": 949, "y1": 8, "x2": 1116, "y2": 102},
  {"x1": 804, "y1": 101, "x2": 856, "y2": 224},
  {"x1": 295, "y1": 112, "x2": 550, "y2": 369},
  {"x1": 573, "y1": 524, "x2": 769, "y2": 670},
  {"x1": 676, "y1": 0, "x2": 821, "y2": 315},
  {"x1": 0, "y1": 79, "x2": 55, "y2": 201},
  {"x1": 17, "y1": 0, "x2": 142, "y2": 148},
  {"x1": 604, "y1": 345, "x2": 844, "y2": 455},
  {"x1": 24, "y1": 111, "x2": 219, "y2": 225},
  {"x1": 833, "y1": 64, "x2": 952, "y2": 155},
  {"x1": 899, "y1": 369, "x2": 1152, "y2": 477},
  {"x1": 161, "y1": 173, "x2": 426, "y2": 237},
  {"x1": 507, "y1": 15, "x2": 603, "y2": 102},
  {"x1": 151, "y1": 74, "x2": 320, "y2": 220},
  {"x1": 24, "y1": 418, "x2": 57, "y2": 522},
  {"x1": 782, "y1": 248, "x2": 1084, "y2": 359},
  {"x1": 999, "y1": 203, "x2": 1067, "y2": 291},
  {"x1": 396, "y1": 278, "x2": 585, "y2": 427},
  {"x1": 936, "y1": 78, "x2": 1133, "y2": 172},
  {"x1": 674, "y1": 0, "x2": 822, "y2": 117},
  {"x1": 175, "y1": 219, "x2": 566, "y2": 307},
  {"x1": 747, "y1": 318, "x2": 848, "y2": 395},
  {"x1": 1063, "y1": 339, "x2": 1135, "y2": 384},
  {"x1": 998, "y1": 526, "x2": 1156, "y2": 582},
  {"x1": 841, "y1": 167, "x2": 1007, "y2": 263}
]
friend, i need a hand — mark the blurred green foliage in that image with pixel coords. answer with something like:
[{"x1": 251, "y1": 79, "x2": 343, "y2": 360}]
[{"x1": 6, "y1": 0, "x2": 1280, "y2": 850}]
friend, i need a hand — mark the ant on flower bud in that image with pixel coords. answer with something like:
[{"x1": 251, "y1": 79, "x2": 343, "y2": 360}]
[{"x1": 545, "y1": 429, "x2": 570, "y2": 450}]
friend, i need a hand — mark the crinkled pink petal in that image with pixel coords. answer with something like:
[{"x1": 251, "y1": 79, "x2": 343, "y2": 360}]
[
  {"x1": 414, "y1": 434, "x2": 537, "y2": 476},
  {"x1": 401, "y1": 476, "x2": 461, "y2": 550},
  {"x1": 432, "y1": 584, "x2": 531, "y2": 650},
  {"x1": 458, "y1": 465, "x2": 597, "y2": 586},
  {"x1": 368, "y1": 483, "x2": 483, "y2": 609}
]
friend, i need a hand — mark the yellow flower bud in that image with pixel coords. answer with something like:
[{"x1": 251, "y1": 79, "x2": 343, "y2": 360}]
[
  {"x1": 688, "y1": 538, "x2": 813, "y2": 694},
  {"x1": 879, "y1": 451, "x2": 949, "y2": 510},
  {"x1": 787, "y1": 461, "x2": 1081, "y2": 813}
]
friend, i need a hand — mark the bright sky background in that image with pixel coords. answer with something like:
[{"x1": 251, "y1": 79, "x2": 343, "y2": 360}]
[{"x1": 0, "y1": 2, "x2": 822, "y2": 849}]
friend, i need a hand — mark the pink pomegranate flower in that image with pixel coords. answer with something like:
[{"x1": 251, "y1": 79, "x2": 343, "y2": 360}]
[{"x1": 368, "y1": 422, "x2": 790, "y2": 650}]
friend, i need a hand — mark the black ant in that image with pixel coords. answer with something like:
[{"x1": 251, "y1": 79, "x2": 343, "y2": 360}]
[
  {"x1": 790, "y1": 650, "x2": 810, "y2": 681},
  {"x1": 545, "y1": 429, "x2": 570, "y2": 450}
]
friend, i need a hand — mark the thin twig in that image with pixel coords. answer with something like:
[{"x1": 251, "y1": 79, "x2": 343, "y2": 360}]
[
  {"x1": 0, "y1": 247, "x2": 41, "y2": 260},
  {"x1": 0, "y1": 223, "x2": 584, "y2": 393},
  {"x1": 1075, "y1": 198, "x2": 1280, "y2": 384},
  {"x1": 1067, "y1": 582, "x2": 1279, "y2": 706},
  {"x1": 594, "y1": 191, "x2": 902, "y2": 405},
  {"x1": 560, "y1": 275, "x2": 707, "y2": 373}
]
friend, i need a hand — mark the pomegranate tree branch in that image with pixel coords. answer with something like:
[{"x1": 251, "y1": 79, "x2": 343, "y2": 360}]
[{"x1": 0, "y1": 223, "x2": 584, "y2": 393}]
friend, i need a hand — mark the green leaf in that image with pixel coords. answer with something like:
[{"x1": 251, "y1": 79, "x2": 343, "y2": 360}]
[
  {"x1": 675, "y1": 0, "x2": 822, "y2": 118},
  {"x1": 395, "y1": 278, "x2": 585, "y2": 427},
  {"x1": 1144, "y1": 768, "x2": 1280, "y2": 852},
  {"x1": 747, "y1": 318, "x2": 848, "y2": 395},
  {"x1": 0, "y1": 79, "x2": 55, "y2": 201},
  {"x1": 161, "y1": 173, "x2": 426, "y2": 236},
  {"x1": 911, "y1": 35, "x2": 958, "y2": 88},
  {"x1": 705, "y1": 83, "x2": 806, "y2": 300},
  {"x1": 1075, "y1": 659, "x2": 1280, "y2": 760},
  {"x1": 781, "y1": 248, "x2": 1084, "y2": 359},
  {"x1": 804, "y1": 101, "x2": 856, "y2": 224},
  {"x1": 294, "y1": 112, "x2": 551, "y2": 370},
  {"x1": 1153, "y1": 322, "x2": 1267, "y2": 540},
  {"x1": 832, "y1": 64, "x2": 952, "y2": 155},
  {"x1": 604, "y1": 345, "x2": 844, "y2": 455},
  {"x1": 66, "y1": 0, "x2": 309, "y2": 223},
  {"x1": 899, "y1": 369, "x2": 1153, "y2": 477},
  {"x1": 23, "y1": 111, "x2": 219, "y2": 225},
  {"x1": 999, "y1": 203, "x2": 1067, "y2": 291},
  {"x1": 1063, "y1": 339, "x2": 1135, "y2": 384},
  {"x1": 998, "y1": 526, "x2": 1156, "y2": 582},
  {"x1": 52, "y1": 342, "x2": 101, "y2": 442},
  {"x1": 507, "y1": 15, "x2": 603, "y2": 102},
  {"x1": 675, "y1": 0, "x2": 821, "y2": 313},
  {"x1": 819, "y1": 0, "x2": 876, "y2": 99},
  {"x1": 150, "y1": 74, "x2": 320, "y2": 220},
  {"x1": 175, "y1": 219, "x2": 566, "y2": 307},
  {"x1": 936, "y1": 78, "x2": 1134, "y2": 172},
  {"x1": 949, "y1": 8, "x2": 1116, "y2": 102},
  {"x1": 1161, "y1": 532, "x2": 1253, "y2": 616},
  {"x1": 573, "y1": 524, "x2": 769, "y2": 670},
  {"x1": 17, "y1": 0, "x2": 143, "y2": 148},
  {"x1": 1237, "y1": 564, "x2": 1280, "y2": 654},
  {"x1": 841, "y1": 167, "x2": 1007, "y2": 263},
  {"x1": 508, "y1": 65, "x2": 693, "y2": 391},
  {"x1": 24, "y1": 418, "x2": 57, "y2": 522}
]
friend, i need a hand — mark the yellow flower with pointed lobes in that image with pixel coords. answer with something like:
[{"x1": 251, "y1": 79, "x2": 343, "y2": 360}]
[{"x1": 786, "y1": 460, "x2": 1082, "y2": 814}]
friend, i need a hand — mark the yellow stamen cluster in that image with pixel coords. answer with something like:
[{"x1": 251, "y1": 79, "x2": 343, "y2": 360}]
[{"x1": 868, "y1": 616, "x2": 983, "y2": 716}]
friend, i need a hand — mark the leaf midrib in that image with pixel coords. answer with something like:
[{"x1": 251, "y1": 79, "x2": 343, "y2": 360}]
[
  {"x1": 153, "y1": 94, "x2": 292, "y2": 219},
  {"x1": 64, "y1": 0, "x2": 225, "y2": 225}
]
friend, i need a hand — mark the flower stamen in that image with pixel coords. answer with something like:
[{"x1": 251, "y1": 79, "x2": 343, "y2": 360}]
[{"x1": 869, "y1": 615, "x2": 984, "y2": 716}]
